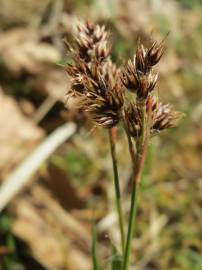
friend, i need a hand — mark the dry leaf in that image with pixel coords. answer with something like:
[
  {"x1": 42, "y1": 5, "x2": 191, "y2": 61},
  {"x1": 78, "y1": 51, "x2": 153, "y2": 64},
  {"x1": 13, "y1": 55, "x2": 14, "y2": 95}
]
[
  {"x1": 33, "y1": 69, "x2": 68, "y2": 101},
  {"x1": 12, "y1": 198, "x2": 66, "y2": 268},
  {"x1": 0, "y1": 28, "x2": 61, "y2": 75},
  {"x1": 12, "y1": 185, "x2": 91, "y2": 270},
  {"x1": 0, "y1": 88, "x2": 44, "y2": 176},
  {"x1": 0, "y1": 0, "x2": 51, "y2": 26}
]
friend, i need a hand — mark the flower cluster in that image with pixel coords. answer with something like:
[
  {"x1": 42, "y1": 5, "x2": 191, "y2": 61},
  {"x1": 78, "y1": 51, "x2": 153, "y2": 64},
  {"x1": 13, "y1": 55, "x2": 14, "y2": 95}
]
[
  {"x1": 121, "y1": 41, "x2": 163, "y2": 99},
  {"x1": 65, "y1": 21, "x2": 124, "y2": 128},
  {"x1": 122, "y1": 41, "x2": 182, "y2": 138},
  {"x1": 65, "y1": 21, "x2": 182, "y2": 136}
]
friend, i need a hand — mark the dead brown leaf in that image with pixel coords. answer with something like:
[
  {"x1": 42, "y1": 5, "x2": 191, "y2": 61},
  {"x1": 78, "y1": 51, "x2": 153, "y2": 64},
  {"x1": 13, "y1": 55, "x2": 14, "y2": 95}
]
[
  {"x1": 33, "y1": 69, "x2": 67, "y2": 101},
  {"x1": 0, "y1": 28, "x2": 61, "y2": 75},
  {"x1": 0, "y1": 88, "x2": 44, "y2": 177},
  {"x1": 12, "y1": 185, "x2": 91, "y2": 270}
]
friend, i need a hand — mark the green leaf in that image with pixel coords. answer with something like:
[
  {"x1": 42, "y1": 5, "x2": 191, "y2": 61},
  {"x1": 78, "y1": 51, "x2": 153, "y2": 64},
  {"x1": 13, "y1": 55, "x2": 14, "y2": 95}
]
[
  {"x1": 92, "y1": 221, "x2": 100, "y2": 270},
  {"x1": 112, "y1": 254, "x2": 123, "y2": 270},
  {"x1": 111, "y1": 245, "x2": 123, "y2": 270},
  {"x1": 0, "y1": 215, "x2": 11, "y2": 232}
]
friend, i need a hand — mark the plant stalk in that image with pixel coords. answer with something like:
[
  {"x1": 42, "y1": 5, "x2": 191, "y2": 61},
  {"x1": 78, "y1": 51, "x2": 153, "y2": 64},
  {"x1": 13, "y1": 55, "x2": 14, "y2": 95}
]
[
  {"x1": 122, "y1": 120, "x2": 136, "y2": 169},
  {"x1": 123, "y1": 98, "x2": 152, "y2": 270},
  {"x1": 109, "y1": 127, "x2": 125, "y2": 254}
]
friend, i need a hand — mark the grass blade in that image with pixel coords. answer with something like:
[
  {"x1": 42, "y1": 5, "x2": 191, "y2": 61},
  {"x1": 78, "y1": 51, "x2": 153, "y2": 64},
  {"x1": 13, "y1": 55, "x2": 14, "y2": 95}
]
[
  {"x1": 111, "y1": 245, "x2": 123, "y2": 270},
  {"x1": 92, "y1": 221, "x2": 100, "y2": 270}
]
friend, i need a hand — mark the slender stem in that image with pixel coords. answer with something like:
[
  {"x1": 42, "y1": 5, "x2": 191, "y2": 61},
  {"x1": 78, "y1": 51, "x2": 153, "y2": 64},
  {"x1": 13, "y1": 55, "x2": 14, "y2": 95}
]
[
  {"x1": 122, "y1": 176, "x2": 138, "y2": 270},
  {"x1": 92, "y1": 219, "x2": 100, "y2": 270},
  {"x1": 108, "y1": 127, "x2": 125, "y2": 254},
  {"x1": 123, "y1": 99, "x2": 152, "y2": 270},
  {"x1": 122, "y1": 120, "x2": 136, "y2": 169}
]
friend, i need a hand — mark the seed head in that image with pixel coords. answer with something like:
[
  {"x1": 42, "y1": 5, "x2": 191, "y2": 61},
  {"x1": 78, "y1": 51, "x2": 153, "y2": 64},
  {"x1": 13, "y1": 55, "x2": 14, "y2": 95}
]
[
  {"x1": 82, "y1": 65, "x2": 124, "y2": 128},
  {"x1": 65, "y1": 21, "x2": 124, "y2": 128},
  {"x1": 121, "y1": 39, "x2": 165, "y2": 100},
  {"x1": 65, "y1": 22, "x2": 182, "y2": 133},
  {"x1": 124, "y1": 97, "x2": 183, "y2": 138},
  {"x1": 151, "y1": 100, "x2": 183, "y2": 133},
  {"x1": 121, "y1": 58, "x2": 158, "y2": 99}
]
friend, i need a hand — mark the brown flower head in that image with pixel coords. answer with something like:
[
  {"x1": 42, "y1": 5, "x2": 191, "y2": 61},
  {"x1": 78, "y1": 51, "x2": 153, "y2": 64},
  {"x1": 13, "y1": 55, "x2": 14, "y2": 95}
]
[
  {"x1": 65, "y1": 21, "x2": 124, "y2": 128},
  {"x1": 82, "y1": 64, "x2": 124, "y2": 128},
  {"x1": 66, "y1": 21, "x2": 111, "y2": 98},
  {"x1": 124, "y1": 97, "x2": 183, "y2": 138},
  {"x1": 121, "y1": 39, "x2": 165, "y2": 100},
  {"x1": 65, "y1": 23, "x2": 181, "y2": 132},
  {"x1": 151, "y1": 100, "x2": 183, "y2": 134},
  {"x1": 121, "y1": 60, "x2": 158, "y2": 99},
  {"x1": 135, "y1": 40, "x2": 164, "y2": 73}
]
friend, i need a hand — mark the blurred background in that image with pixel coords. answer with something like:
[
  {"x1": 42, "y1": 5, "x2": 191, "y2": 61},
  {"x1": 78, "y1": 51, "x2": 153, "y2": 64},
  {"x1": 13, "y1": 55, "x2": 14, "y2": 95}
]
[{"x1": 0, "y1": 0, "x2": 202, "y2": 269}]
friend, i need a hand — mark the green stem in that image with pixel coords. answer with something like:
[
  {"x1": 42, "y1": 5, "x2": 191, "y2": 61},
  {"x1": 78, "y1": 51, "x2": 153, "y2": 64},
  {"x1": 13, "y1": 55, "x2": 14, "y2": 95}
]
[
  {"x1": 109, "y1": 127, "x2": 125, "y2": 254},
  {"x1": 123, "y1": 177, "x2": 138, "y2": 270},
  {"x1": 123, "y1": 103, "x2": 149, "y2": 270},
  {"x1": 122, "y1": 121, "x2": 136, "y2": 169},
  {"x1": 92, "y1": 219, "x2": 100, "y2": 270}
]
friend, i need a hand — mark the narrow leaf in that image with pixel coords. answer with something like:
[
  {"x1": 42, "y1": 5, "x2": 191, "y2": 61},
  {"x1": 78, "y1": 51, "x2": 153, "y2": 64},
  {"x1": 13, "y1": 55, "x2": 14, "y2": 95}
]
[
  {"x1": 112, "y1": 254, "x2": 123, "y2": 270},
  {"x1": 111, "y1": 245, "x2": 123, "y2": 270},
  {"x1": 92, "y1": 220, "x2": 100, "y2": 270}
]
